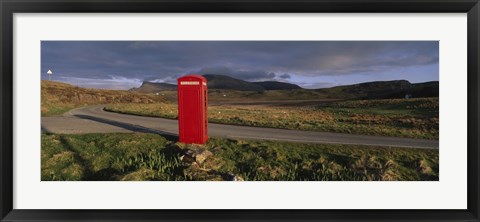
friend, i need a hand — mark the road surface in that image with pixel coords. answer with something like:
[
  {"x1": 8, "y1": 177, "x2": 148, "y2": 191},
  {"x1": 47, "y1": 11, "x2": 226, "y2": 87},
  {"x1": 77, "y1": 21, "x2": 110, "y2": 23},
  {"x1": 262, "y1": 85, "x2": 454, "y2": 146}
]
[{"x1": 41, "y1": 105, "x2": 439, "y2": 149}]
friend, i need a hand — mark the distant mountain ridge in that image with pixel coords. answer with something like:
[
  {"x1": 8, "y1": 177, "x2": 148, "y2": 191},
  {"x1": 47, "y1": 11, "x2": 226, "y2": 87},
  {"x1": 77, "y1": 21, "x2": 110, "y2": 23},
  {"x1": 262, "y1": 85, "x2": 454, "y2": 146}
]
[
  {"x1": 203, "y1": 74, "x2": 265, "y2": 91},
  {"x1": 130, "y1": 74, "x2": 303, "y2": 93},
  {"x1": 128, "y1": 74, "x2": 438, "y2": 99},
  {"x1": 129, "y1": 81, "x2": 177, "y2": 93},
  {"x1": 316, "y1": 80, "x2": 439, "y2": 99}
]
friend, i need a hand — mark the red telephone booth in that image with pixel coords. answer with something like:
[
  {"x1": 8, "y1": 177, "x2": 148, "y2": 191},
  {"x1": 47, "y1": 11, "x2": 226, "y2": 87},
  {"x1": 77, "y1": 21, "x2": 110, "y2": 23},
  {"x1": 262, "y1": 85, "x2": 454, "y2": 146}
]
[{"x1": 177, "y1": 75, "x2": 208, "y2": 144}]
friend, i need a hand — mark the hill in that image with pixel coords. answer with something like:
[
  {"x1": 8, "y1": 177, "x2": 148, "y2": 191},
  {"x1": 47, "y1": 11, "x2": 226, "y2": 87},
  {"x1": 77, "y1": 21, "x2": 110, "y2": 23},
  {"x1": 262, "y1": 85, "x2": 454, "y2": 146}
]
[
  {"x1": 128, "y1": 74, "x2": 438, "y2": 101},
  {"x1": 129, "y1": 81, "x2": 177, "y2": 93},
  {"x1": 316, "y1": 80, "x2": 439, "y2": 99},
  {"x1": 130, "y1": 75, "x2": 304, "y2": 92},
  {"x1": 207, "y1": 79, "x2": 438, "y2": 101},
  {"x1": 409, "y1": 81, "x2": 439, "y2": 98},
  {"x1": 202, "y1": 74, "x2": 265, "y2": 91},
  {"x1": 42, "y1": 80, "x2": 166, "y2": 116},
  {"x1": 252, "y1": 81, "x2": 302, "y2": 90}
]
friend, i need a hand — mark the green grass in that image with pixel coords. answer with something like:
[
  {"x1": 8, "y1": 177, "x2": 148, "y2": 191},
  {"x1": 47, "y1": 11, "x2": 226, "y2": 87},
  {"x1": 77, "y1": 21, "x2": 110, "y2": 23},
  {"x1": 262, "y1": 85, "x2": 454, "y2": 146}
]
[
  {"x1": 105, "y1": 98, "x2": 438, "y2": 139},
  {"x1": 42, "y1": 133, "x2": 439, "y2": 181},
  {"x1": 208, "y1": 138, "x2": 438, "y2": 181},
  {"x1": 42, "y1": 133, "x2": 184, "y2": 181}
]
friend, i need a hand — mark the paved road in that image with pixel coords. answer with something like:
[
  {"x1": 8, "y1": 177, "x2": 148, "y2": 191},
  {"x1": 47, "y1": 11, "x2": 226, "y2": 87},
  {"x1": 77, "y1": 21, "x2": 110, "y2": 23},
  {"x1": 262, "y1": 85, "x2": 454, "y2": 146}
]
[{"x1": 41, "y1": 105, "x2": 439, "y2": 149}]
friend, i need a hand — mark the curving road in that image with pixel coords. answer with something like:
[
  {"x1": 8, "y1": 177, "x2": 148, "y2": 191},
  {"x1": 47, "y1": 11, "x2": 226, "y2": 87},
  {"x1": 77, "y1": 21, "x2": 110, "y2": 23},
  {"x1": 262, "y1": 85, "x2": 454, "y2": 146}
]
[{"x1": 41, "y1": 105, "x2": 439, "y2": 149}]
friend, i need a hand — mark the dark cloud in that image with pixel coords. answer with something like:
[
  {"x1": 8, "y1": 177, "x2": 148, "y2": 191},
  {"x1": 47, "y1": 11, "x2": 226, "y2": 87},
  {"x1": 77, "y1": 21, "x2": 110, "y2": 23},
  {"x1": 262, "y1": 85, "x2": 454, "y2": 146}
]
[
  {"x1": 41, "y1": 41, "x2": 438, "y2": 89},
  {"x1": 274, "y1": 42, "x2": 439, "y2": 76},
  {"x1": 279, "y1": 74, "x2": 291, "y2": 79}
]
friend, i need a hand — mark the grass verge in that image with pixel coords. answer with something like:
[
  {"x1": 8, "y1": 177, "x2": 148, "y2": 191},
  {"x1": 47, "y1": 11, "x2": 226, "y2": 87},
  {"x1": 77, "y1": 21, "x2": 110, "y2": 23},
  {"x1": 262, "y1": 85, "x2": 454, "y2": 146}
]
[{"x1": 42, "y1": 133, "x2": 439, "y2": 181}]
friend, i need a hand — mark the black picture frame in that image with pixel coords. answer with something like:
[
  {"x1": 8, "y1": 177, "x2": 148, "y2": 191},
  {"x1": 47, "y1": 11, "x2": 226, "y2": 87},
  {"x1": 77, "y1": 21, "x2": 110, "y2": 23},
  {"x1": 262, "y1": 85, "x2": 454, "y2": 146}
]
[{"x1": 1, "y1": 0, "x2": 479, "y2": 221}]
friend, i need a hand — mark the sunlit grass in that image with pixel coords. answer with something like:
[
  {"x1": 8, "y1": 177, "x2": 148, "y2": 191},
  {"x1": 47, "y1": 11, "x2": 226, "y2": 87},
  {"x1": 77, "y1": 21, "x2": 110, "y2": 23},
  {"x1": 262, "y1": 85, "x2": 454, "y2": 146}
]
[
  {"x1": 105, "y1": 98, "x2": 438, "y2": 139},
  {"x1": 42, "y1": 133, "x2": 439, "y2": 181}
]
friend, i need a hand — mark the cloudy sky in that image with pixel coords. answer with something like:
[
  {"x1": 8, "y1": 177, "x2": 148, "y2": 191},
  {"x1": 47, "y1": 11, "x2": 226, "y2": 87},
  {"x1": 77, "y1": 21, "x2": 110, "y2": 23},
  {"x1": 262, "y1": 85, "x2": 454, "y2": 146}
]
[{"x1": 41, "y1": 41, "x2": 439, "y2": 90}]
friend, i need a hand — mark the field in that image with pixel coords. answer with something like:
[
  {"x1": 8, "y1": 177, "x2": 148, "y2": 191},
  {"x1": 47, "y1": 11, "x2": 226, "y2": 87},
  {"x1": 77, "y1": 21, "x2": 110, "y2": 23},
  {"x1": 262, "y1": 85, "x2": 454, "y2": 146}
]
[
  {"x1": 105, "y1": 97, "x2": 439, "y2": 139},
  {"x1": 41, "y1": 80, "x2": 165, "y2": 116},
  {"x1": 41, "y1": 81, "x2": 440, "y2": 181},
  {"x1": 42, "y1": 133, "x2": 439, "y2": 181},
  {"x1": 41, "y1": 81, "x2": 439, "y2": 140}
]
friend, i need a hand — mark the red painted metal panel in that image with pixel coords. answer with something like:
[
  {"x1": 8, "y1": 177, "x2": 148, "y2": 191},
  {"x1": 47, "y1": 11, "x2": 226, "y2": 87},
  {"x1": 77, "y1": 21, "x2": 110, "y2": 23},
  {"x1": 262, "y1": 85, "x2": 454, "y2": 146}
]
[{"x1": 177, "y1": 75, "x2": 208, "y2": 144}]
